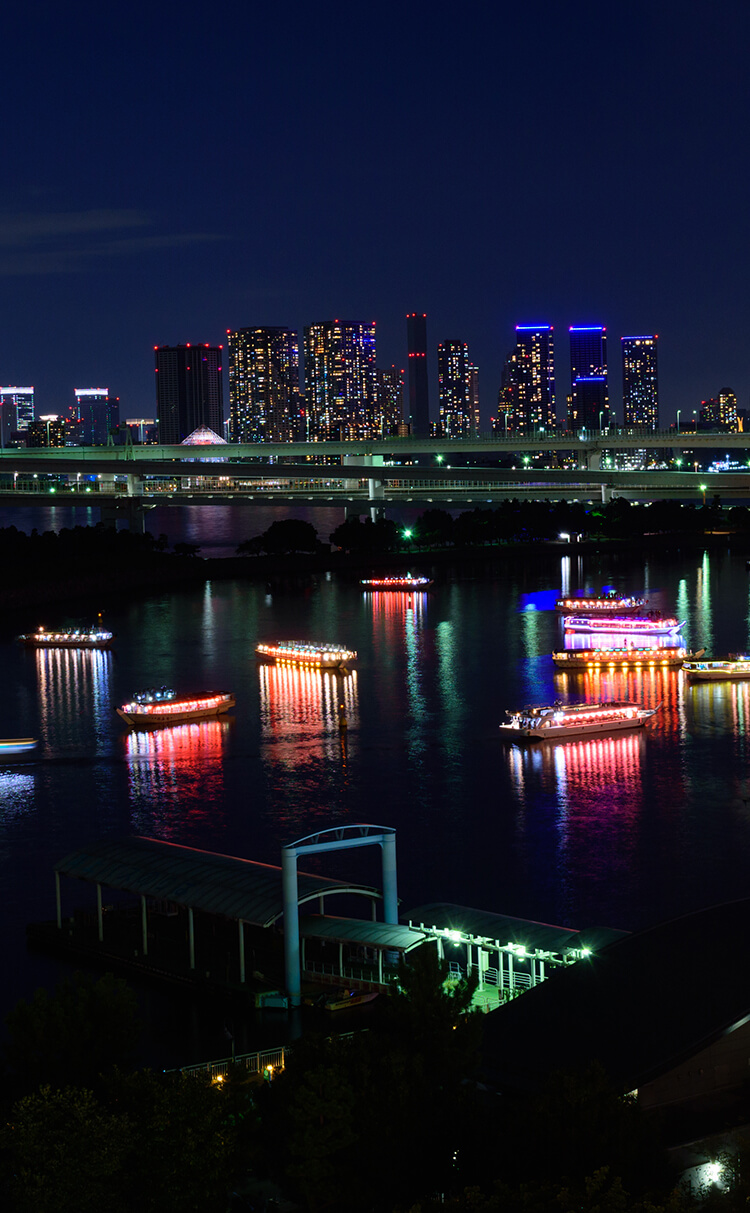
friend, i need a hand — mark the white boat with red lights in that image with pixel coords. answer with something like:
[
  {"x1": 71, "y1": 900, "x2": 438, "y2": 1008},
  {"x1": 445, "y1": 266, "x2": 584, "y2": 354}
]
[
  {"x1": 555, "y1": 594, "x2": 648, "y2": 614},
  {"x1": 563, "y1": 614, "x2": 684, "y2": 637},
  {"x1": 360, "y1": 574, "x2": 433, "y2": 590},
  {"x1": 499, "y1": 700, "x2": 659, "y2": 740},
  {"x1": 116, "y1": 687, "x2": 235, "y2": 728},
  {"x1": 255, "y1": 641, "x2": 356, "y2": 669},
  {"x1": 552, "y1": 645, "x2": 696, "y2": 669},
  {"x1": 18, "y1": 625, "x2": 114, "y2": 649},
  {"x1": 682, "y1": 656, "x2": 750, "y2": 681}
]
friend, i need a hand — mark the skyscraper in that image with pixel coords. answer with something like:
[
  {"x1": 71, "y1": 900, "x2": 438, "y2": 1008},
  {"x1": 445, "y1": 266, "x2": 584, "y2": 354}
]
[
  {"x1": 622, "y1": 336, "x2": 659, "y2": 429},
  {"x1": 569, "y1": 326, "x2": 608, "y2": 430},
  {"x1": 0, "y1": 386, "x2": 34, "y2": 447},
  {"x1": 303, "y1": 321, "x2": 376, "y2": 440},
  {"x1": 437, "y1": 340, "x2": 473, "y2": 437},
  {"x1": 154, "y1": 344, "x2": 224, "y2": 444},
  {"x1": 375, "y1": 366, "x2": 404, "y2": 437},
  {"x1": 406, "y1": 313, "x2": 429, "y2": 436},
  {"x1": 501, "y1": 326, "x2": 556, "y2": 435},
  {"x1": 74, "y1": 388, "x2": 120, "y2": 444},
  {"x1": 227, "y1": 327, "x2": 300, "y2": 443},
  {"x1": 469, "y1": 364, "x2": 480, "y2": 436}
]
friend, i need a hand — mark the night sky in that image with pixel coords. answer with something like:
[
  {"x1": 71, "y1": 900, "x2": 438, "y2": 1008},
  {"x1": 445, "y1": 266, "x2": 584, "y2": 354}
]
[{"x1": 3, "y1": 0, "x2": 750, "y2": 429}]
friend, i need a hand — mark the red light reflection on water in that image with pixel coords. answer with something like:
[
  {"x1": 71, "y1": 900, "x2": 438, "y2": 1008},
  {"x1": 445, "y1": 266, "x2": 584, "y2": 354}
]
[
  {"x1": 367, "y1": 591, "x2": 427, "y2": 646},
  {"x1": 258, "y1": 664, "x2": 358, "y2": 766},
  {"x1": 554, "y1": 666, "x2": 682, "y2": 735},
  {"x1": 125, "y1": 720, "x2": 228, "y2": 833}
]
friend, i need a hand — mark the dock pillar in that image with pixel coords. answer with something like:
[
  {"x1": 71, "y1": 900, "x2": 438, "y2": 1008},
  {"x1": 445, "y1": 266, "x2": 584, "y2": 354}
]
[
  {"x1": 141, "y1": 895, "x2": 148, "y2": 957},
  {"x1": 55, "y1": 871, "x2": 61, "y2": 930},
  {"x1": 97, "y1": 884, "x2": 103, "y2": 943},
  {"x1": 238, "y1": 919, "x2": 245, "y2": 983},
  {"x1": 282, "y1": 846, "x2": 301, "y2": 1007},
  {"x1": 188, "y1": 907, "x2": 195, "y2": 969},
  {"x1": 381, "y1": 832, "x2": 398, "y2": 925}
]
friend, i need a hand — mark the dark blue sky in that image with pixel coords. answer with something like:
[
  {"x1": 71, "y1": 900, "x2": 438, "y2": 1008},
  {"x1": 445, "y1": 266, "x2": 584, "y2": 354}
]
[{"x1": 3, "y1": 0, "x2": 749, "y2": 428}]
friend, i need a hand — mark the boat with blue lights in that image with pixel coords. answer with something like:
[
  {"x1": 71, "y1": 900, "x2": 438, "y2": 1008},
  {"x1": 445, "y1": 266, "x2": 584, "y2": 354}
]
[
  {"x1": 18, "y1": 625, "x2": 114, "y2": 649},
  {"x1": 682, "y1": 656, "x2": 750, "y2": 681},
  {"x1": 255, "y1": 641, "x2": 356, "y2": 670},
  {"x1": 116, "y1": 687, "x2": 235, "y2": 728},
  {"x1": 500, "y1": 700, "x2": 659, "y2": 740},
  {"x1": 555, "y1": 594, "x2": 648, "y2": 615},
  {"x1": 563, "y1": 614, "x2": 683, "y2": 637},
  {"x1": 0, "y1": 738, "x2": 38, "y2": 759},
  {"x1": 360, "y1": 574, "x2": 433, "y2": 591}
]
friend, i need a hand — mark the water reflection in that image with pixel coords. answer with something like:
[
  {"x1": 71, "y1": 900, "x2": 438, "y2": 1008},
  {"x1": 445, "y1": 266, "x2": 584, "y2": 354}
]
[
  {"x1": 126, "y1": 721, "x2": 229, "y2": 834},
  {"x1": 554, "y1": 666, "x2": 681, "y2": 734},
  {"x1": 684, "y1": 678, "x2": 750, "y2": 735},
  {"x1": 35, "y1": 648, "x2": 112, "y2": 752},
  {"x1": 258, "y1": 664, "x2": 358, "y2": 766},
  {"x1": 0, "y1": 771, "x2": 36, "y2": 823},
  {"x1": 506, "y1": 730, "x2": 645, "y2": 805}
]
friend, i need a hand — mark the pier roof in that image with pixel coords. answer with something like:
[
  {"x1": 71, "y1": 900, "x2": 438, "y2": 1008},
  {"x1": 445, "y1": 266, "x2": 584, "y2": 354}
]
[
  {"x1": 300, "y1": 914, "x2": 426, "y2": 951},
  {"x1": 403, "y1": 902, "x2": 626, "y2": 955},
  {"x1": 56, "y1": 835, "x2": 379, "y2": 927}
]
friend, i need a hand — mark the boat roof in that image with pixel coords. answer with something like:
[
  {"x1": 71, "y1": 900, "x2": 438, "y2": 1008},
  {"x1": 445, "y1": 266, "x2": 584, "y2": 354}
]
[{"x1": 55, "y1": 835, "x2": 380, "y2": 927}]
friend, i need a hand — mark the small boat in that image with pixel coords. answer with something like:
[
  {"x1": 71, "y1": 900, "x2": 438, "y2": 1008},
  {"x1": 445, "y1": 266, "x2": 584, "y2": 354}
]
[
  {"x1": 563, "y1": 615, "x2": 683, "y2": 637},
  {"x1": 255, "y1": 641, "x2": 356, "y2": 669},
  {"x1": 18, "y1": 625, "x2": 114, "y2": 650},
  {"x1": 0, "y1": 738, "x2": 38, "y2": 758},
  {"x1": 683, "y1": 656, "x2": 750, "y2": 681},
  {"x1": 360, "y1": 574, "x2": 433, "y2": 591},
  {"x1": 551, "y1": 646, "x2": 696, "y2": 669},
  {"x1": 116, "y1": 687, "x2": 235, "y2": 728},
  {"x1": 555, "y1": 594, "x2": 648, "y2": 615},
  {"x1": 499, "y1": 700, "x2": 659, "y2": 740},
  {"x1": 318, "y1": 987, "x2": 379, "y2": 1011}
]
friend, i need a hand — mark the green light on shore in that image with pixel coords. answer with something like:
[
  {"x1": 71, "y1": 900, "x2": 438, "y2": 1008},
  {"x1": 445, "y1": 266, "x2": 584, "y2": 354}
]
[{"x1": 402, "y1": 528, "x2": 412, "y2": 539}]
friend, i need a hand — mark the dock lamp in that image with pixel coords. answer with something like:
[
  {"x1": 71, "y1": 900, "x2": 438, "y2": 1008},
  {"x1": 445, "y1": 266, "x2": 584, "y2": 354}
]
[
  {"x1": 436, "y1": 454, "x2": 444, "y2": 464},
  {"x1": 559, "y1": 532, "x2": 571, "y2": 542},
  {"x1": 700, "y1": 483, "x2": 707, "y2": 504}
]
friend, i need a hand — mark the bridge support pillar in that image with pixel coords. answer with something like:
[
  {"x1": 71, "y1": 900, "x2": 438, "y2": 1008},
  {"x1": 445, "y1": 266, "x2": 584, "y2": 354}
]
[
  {"x1": 99, "y1": 500, "x2": 147, "y2": 533},
  {"x1": 601, "y1": 484, "x2": 612, "y2": 503},
  {"x1": 581, "y1": 448, "x2": 601, "y2": 470}
]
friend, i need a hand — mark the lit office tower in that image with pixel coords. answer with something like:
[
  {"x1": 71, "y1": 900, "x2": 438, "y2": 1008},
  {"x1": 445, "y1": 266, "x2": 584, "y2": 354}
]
[
  {"x1": 718, "y1": 388, "x2": 738, "y2": 430},
  {"x1": 227, "y1": 326, "x2": 299, "y2": 443},
  {"x1": 437, "y1": 340, "x2": 473, "y2": 437},
  {"x1": 469, "y1": 364, "x2": 480, "y2": 435},
  {"x1": 154, "y1": 344, "x2": 224, "y2": 444},
  {"x1": 303, "y1": 321, "x2": 377, "y2": 440},
  {"x1": 0, "y1": 386, "x2": 34, "y2": 446},
  {"x1": 569, "y1": 326, "x2": 608, "y2": 430},
  {"x1": 406, "y1": 313, "x2": 429, "y2": 436},
  {"x1": 74, "y1": 388, "x2": 120, "y2": 444},
  {"x1": 375, "y1": 366, "x2": 404, "y2": 437},
  {"x1": 622, "y1": 336, "x2": 659, "y2": 429},
  {"x1": 509, "y1": 325, "x2": 556, "y2": 434}
]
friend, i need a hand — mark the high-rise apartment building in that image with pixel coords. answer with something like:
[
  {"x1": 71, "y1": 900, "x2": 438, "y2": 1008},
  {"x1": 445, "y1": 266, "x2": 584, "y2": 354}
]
[
  {"x1": 0, "y1": 386, "x2": 34, "y2": 447},
  {"x1": 701, "y1": 389, "x2": 738, "y2": 430},
  {"x1": 227, "y1": 326, "x2": 300, "y2": 443},
  {"x1": 375, "y1": 366, "x2": 404, "y2": 437},
  {"x1": 437, "y1": 340, "x2": 473, "y2": 437},
  {"x1": 501, "y1": 326, "x2": 556, "y2": 435},
  {"x1": 569, "y1": 326, "x2": 608, "y2": 430},
  {"x1": 622, "y1": 336, "x2": 659, "y2": 429},
  {"x1": 154, "y1": 344, "x2": 224, "y2": 444},
  {"x1": 303, "y1": 321, "x2": 376, "y2": 440},
  {"x1": 469, "y1": 364, "x2": 480, "y2": 435},
  {"x1": 27, "y1": 415, "x2": 66, "y2": 447},
  {"x1": 74, "y1": 388, "x2": 120, "y2": 444},
  {"x1": 406, "y1": 313, "x2": 429, "y2": 436}
]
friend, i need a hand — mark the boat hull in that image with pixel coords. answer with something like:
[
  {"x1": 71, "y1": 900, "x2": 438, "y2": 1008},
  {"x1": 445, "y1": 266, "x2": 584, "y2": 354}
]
[
  {"x1": 19, "y1": 637, "x2": 113, "y2": 650},
  {"x1": 116, "y1": 695, "x2": 235, "y2": 729},
  {"x1": 556, "y1": 598, "x2": 647, "y2": 615},
  {"x1": 500, "y1": 715, "x2": 655, "y2": 740},
  {"x1": 552, "y1": 648, "x2": 687, "y2": 669},
  {"x1": 255, "y1": 642, "x2": 356, "y2": 669},
  {"x1": 361, "y1": 579, "x2": 433, "y2": 591},
  {"x1": 683, "y1": 661, "x2": 750, "y2": 681},
  {"x1": 0, "y1": 738, "x2": 39, "y2": 758},
  {"x1": 563, "y1": 619, "x2": 682, "y2": 637}
]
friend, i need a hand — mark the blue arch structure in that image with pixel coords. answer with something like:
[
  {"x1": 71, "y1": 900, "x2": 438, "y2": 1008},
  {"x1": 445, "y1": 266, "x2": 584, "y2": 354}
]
[{"x1": 282, "y1": 824, "x2": 397, "y2": 1006}]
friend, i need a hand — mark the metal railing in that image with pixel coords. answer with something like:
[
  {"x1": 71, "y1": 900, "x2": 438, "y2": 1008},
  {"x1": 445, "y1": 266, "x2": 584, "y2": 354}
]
[{"x1": 172, "y1": 1045, "x2": 286, "y2": 1081}]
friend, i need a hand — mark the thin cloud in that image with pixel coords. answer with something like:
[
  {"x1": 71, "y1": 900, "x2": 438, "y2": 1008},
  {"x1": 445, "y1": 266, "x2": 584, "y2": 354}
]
[{"x1": 0, "y1": 209, "x2": 223, "y2": 275}]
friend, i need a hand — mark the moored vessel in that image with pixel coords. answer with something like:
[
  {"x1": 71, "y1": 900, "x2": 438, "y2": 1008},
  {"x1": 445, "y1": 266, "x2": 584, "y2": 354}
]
[
  {"x1": 318, "y1": 987, "x2": 379, "y2": 1011},
  {"x1": 255, "y1": 641, "x2": 356, "y2": 669},
  {"x1": 552, "y1": 645, "x2": 694, "y2": 669},
  {"x1": 682, "y1": 656, "x2": 750, "y2": 681},
  {"x1": 563, "y1": 614, "x2": 683, "y2": 637},
  {"x1": 116, "y1": 687, "x2": 235, "y2": 728},
  {"x1": 555, "y1": 594, "x2": 648, "y2": 614},
  {"x1": 18, "y1": 625, "x2": 114, "y2": 650},
  {"x1": 499, "y1": 700, "x2": 659, "y2": 740},
  {"x1": 360, "y1": 574, "x2": 433, "y2": 590}
]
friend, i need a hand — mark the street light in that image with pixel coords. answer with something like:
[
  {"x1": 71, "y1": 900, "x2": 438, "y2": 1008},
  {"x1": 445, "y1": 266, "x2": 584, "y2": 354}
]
[
  {"x1": 599, "y1": 410, "x2": 604, "y2": 433},
  {"x1": 699, "y1": 483, "x2": 707, "y2": 505},
  {"x1": 676, "y1": 410, "x2": 681, "y2": 433}
]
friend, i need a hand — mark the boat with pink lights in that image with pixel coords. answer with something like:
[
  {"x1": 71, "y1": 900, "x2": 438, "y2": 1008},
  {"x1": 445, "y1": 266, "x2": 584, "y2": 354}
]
[
  {"x1": 499, "y1": 700, "x2": 659, "y2": 740},
  {"x1": 556, "y1": 594, "x2": 648, "y2": 614},
  {"x1": 255, "y1": 641, "x2": 356, "y2": 670},
  {"x1": 360, "y1": 574, "x2": 433, "y2": 591},
  {"x1": 116, "y1": 687, "x2": 235, "y2": 728},
  {"x1": 563, "y1": 614, "x2": 684, "y2": 637},
  {"x1": 682, "y1": 656, "x2": 750, "y2": 681},
  {"x1": 18, "y1": 625, "x2": 114, "y2": 650},
  {"x1": 552, "y1": 645, "x2": 697, "y2": 669}
]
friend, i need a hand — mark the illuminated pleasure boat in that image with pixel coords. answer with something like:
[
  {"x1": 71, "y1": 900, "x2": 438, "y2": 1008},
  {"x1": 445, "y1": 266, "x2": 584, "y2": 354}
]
[
  {"x1": 0, "y1": 738, "x2": 38, "y2": 757},
  {"x1": 116, "y1": 687, "x2": 235, "y2": 728},
  {"x1": 255, "y1": 641, "x2": 357, "y2": 670},
  {"x1": 682, "y1": 656, "x2": 750, "y2": 681},
  {"x1": 499, "y1": 700, "x2": 659, "y2": 740},
  {"x1": 18, "y1": 625, "x2": 114, "y2": 650},
  {"x1": 563, "y1": 615, "x2": 684, "y2": 637},
  {"x1": 551, "y1": 645, "x2": 695, "y2": 670},
  {"x1": 360, "y1": 575, "x2": 433, "y2": 591},
  {"x1": 555, "y1": 594, "x2": 648, "y2": 615}
]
